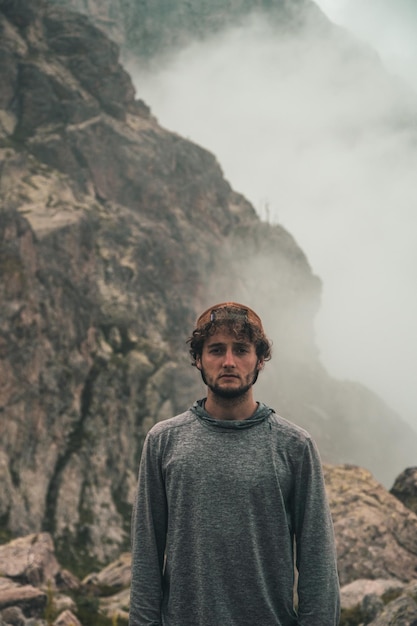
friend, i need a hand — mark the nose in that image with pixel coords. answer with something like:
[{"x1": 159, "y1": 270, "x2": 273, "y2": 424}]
[{"x1": 223, "y1": 348, "x2": 236, "y2": 368}]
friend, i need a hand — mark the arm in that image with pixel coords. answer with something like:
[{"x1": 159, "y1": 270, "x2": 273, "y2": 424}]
[
  {"x1": 129, "y1": 431, "x2": 168, "y2": 626},
  {"x1": 293, "y1": 438, "x2": 340, "y2": 626}
]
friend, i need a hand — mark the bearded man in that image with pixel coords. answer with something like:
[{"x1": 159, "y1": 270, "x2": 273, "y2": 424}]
[{"x1": 129, "y1": 302, "x2": 340, "y2": 626}]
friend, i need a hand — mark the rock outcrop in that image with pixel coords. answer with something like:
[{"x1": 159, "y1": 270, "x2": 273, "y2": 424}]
[
  {"x1": 324, "y1": 465, "x2": 417, "y2": 586},
  {"x1": 390, "y1": 467, "x2": 417, "y2": 516},
  {"x1": 0, "y1": 531, "x2": 128, "y2": 625},
  {"x1": 339, "y1": 578, "x2": 417, "y2": 626},
  {"x1": 367, "y1": 584, "x2": 417, "y2": 626},
  {"x1": 0, "y1": 533, "x2": 60, "y2": 586},
  {"x1": 1, "y1": 0, "x2": 417, "y2": 576},
  {"x1": 0, "y1": 579, "x2": 47, "y2": 621},
  {"x1": 0, "y1": 533, "x2": 80, "y2": 625}
]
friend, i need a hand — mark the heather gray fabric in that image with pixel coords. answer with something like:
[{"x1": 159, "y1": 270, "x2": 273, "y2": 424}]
[{"x1": 129, "y1": 401, "x2": 340, "y2": 626}]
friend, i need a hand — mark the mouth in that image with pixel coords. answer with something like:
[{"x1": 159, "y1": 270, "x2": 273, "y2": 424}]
[{"x1": 219, "y1": 374, "x2": 239, "y2": 380}]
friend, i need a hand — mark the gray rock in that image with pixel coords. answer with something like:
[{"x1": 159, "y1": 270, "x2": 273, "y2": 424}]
[
  {"x1": 83, "y1": 552, "x2": 131, "y2": 591},
  {"x1": 0, "y1": 534, "x2": 60, "y2": 586},
  {"x1": 52, "y1": 594, "x2": 77, "y2": 615},
  {"x1": 55, "y1": 570, "x2": 80, "y2": 592},
  {"x1": 324, "y1": 465, "x2": 417, "y2": 586},
  {"x1": 340, "y1": 578, "x2": 405, "y2": 611},
  {"x1": 0, "y1": 606, "x2": 26, "y2": 626},
  {"x1": 0, "y1": 578, "x2": 47, "y2": 617},
  {"x1": 53, "y1": 610, "x2": 82, "y2": 626},
  {"x1": 368, "y1": 594, "x2": 417, "y2": 626},
  {"x1": 99, "y1": 588, "x2": 130, "y2": 623},
  {"x1": 362, "y1": 594, "x2": 385, "y2": 623},
  {"x1": 390, "y1": 467, "x2": 417, "y2": 515}
]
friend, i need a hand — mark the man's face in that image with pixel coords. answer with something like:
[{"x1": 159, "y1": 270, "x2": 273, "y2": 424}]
[{"x1": 196, "y1": 327, "x2": 262, "y2": 399}]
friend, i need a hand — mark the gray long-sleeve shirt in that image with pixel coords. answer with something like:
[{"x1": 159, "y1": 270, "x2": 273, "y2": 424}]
[{"x1": 129, "y1": 401, "x2": 340, "y2": 626}]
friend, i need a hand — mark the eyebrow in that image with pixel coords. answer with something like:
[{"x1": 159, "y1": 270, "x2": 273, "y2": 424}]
[{"x1": 206, "y1": 341, "x2": 251, "y2": 348}]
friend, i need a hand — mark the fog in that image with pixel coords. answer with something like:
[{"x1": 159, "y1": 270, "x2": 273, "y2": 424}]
[
  {"x1": 316, "y1": 0, "x2": 417, "y2": 92},
  {"x1": 130, "y1": 5, "x2": 417, "y2": 431}
]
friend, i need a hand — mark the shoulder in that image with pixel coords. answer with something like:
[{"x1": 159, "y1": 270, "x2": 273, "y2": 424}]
[
  {"x1": 267, "y1": 410, "x2": 317, "y2": 452},
  {"x1": 268, "y1": 410, "x2": 311, "y2": 439},
  {"x1": 146, "y1": 410, "x2": 196, "y2": 440},
  {"x1": 267, "y1": 411, "x2": 326, "y2": 479}
]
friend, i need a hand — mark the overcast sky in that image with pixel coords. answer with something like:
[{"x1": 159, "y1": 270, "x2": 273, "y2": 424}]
[{"x1": 130, "y1": 1, "x2": 417, "y2": 431}]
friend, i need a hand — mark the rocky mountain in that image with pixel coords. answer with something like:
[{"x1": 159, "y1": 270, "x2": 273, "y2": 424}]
[{"x1": 1, "y1": 0, "x2": 417, "y2": 580}]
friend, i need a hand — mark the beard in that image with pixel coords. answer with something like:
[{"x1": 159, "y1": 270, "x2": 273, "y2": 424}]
[{"x1": 200, "y1": 367, "x2": 259, "y2": 399}]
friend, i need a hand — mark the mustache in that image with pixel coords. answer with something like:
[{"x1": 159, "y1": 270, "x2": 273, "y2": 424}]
[{"x1": 199, "y1": 366, "x2": 259, "y2": 388}]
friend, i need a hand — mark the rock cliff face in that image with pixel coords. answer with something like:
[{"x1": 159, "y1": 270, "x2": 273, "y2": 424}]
[{"x1": 1, "y1": 0, "x2": 417, "y2": 575}]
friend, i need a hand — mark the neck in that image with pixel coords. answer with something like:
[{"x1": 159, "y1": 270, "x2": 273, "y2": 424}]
[{"x1": 204, "y1": 390, "x2": 258, "y2": 421}]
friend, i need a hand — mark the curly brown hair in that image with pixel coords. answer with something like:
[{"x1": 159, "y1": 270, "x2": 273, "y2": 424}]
[{"x1": 187, "y1": 309, "x2": 272, "y2": 366}]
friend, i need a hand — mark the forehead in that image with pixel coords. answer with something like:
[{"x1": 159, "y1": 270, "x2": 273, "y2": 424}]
[{"x1": 204, "y1": 328, "x2": 253, "y2": 346}]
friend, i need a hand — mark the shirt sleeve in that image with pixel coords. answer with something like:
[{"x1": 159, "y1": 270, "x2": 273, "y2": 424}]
[
  {"x1": 293, "y1": 437, "x2": 341, "y2": 626},
  {"x1": 129, "y1": 430, "x2": 168, "y2": 626}
]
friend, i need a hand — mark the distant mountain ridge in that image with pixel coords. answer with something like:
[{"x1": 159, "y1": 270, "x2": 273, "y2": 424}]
[{"x1": 1, "y1": 0, "x2": 416, "y2": 577}]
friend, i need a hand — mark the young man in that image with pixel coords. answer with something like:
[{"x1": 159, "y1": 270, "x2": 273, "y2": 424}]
[{"x1": 129, "y1": 302, "x2": 340, "y2": 626}]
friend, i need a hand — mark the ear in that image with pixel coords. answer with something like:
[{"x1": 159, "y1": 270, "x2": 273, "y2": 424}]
[
  {"x1": 195, "y1": 355, "x2": 202, "y2": 371},
  {"x1": 257, "y1": 357, "x2": 265, "y2": 371}
]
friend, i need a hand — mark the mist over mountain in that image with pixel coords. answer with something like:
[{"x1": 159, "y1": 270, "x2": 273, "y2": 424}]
[
  {"x1": 1, "y1": 0, "x2": 417, "y2": 582},
  {"x1": 127, "y1": 6, "x2": 417, "y2": 435},
  {"x1": 316, "y1": 0, "x2": 417, "y2": 92}
]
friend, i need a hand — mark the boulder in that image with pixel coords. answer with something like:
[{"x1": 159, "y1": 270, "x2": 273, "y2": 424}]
[
  {"x1": 0, "y1": 534, "x2": 82, "y2": 624},
  {"x1": 82, "y1": 552, "x2": 131, "y2": 622},
  {"x1": 52, "y1": 593, "x2": 77, "y2": 615},
  {"x1": 82, "y1": 552, "x2": 131, "y2": 592},
  {"x1": 368, "y1": 582, "x2": 417, "y2": 625},
  {"x1": 99, "y1": 588, "x2": 130, "y2": 623},
  {"x1": 0, "y1": 578, "x2": 47, "y2": 618},
  {"x1": 324, "y1": 464, "x2": 417, "y2": 586},
  {"x1": 0, "y1": 533, "x2": 60, "y2": 586},
  {"x1": 53, "y1": 609, "x2": 82, "y2": 626},
  {"x1": 0, "y1": 606, "x2": 26, "y2": 626},
  {"x1": 340, "y1": 578, "x2": 405, "y2": 625},
  {"x1": 390, "y1": 466, "x2": 417, "y2": 515},
  {"x1": 55, "y1": 570, "x2": 81, "y2": 592},
  {"x1": 340, "y1": 578, "x2": 405, "y2": 611}
]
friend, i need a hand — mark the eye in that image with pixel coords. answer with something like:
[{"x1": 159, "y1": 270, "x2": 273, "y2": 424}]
[{"x1": 208, "y1": 346, "x2": 223, "y2": 354}]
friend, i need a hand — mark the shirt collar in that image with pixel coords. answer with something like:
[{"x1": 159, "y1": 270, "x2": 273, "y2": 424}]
[{"x1": 191, "y1": 398, "x2": 273, "y2": 430}]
